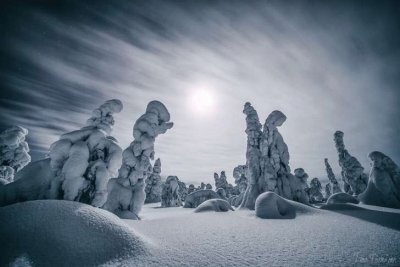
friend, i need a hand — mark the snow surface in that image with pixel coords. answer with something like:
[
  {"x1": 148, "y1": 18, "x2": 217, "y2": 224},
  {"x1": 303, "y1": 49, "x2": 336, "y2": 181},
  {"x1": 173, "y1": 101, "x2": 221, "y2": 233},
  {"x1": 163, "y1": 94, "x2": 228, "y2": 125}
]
[
  {"x1": 121, "y1": 203, "x2": 400, "y2": 266},
  {"x1": 1, "y1": 200, "x2": 400, "y2": 266}
]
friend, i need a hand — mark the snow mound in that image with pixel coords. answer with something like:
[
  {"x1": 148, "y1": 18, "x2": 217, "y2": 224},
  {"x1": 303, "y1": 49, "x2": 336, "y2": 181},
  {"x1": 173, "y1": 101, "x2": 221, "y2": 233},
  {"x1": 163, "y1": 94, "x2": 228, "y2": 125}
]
[
  {"x1": 184, "y1": 189, "x2": 221, "y2": 208},
  {"x1": 327, "y1": 192, "x2": 359, "y2": 205},
  {"x1": 255, "y1": 192, "x2": 316, "y2": 219},
  {"x1": 0, "y1": 200, "x2": 148, "y2": 266},
  {"x1": 194, "y1": 199, "x2": 234, "y2": 213},
  {"x1": 320, "y1": 203, "x2": 362, "y2": 211}
]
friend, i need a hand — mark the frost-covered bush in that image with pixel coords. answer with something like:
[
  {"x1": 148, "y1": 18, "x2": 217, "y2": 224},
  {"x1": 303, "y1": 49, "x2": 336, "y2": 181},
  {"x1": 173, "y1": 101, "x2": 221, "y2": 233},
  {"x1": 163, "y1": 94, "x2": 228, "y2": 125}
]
[
  {"x1": 103, "y1": 101, "x2": 173, "y2": 218},
  {"x1": 48, "y1": 99, "x2": 123, "y2": 207},
  {"x1": 0, "y1": 126, "x2": 31, "y2": 184}
]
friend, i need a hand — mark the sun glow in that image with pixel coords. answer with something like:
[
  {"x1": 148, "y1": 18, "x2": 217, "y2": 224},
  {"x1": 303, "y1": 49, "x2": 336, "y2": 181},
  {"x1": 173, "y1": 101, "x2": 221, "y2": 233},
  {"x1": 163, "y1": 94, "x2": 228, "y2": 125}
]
[{"x1": 188, "y1": 88, "x2": 216, "y2": 115}]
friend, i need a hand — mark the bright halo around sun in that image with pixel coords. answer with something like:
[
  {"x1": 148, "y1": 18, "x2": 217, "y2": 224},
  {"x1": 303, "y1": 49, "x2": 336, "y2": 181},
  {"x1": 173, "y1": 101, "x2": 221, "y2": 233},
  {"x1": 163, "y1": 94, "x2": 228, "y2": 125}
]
[{"x1": 188, "y1": 88, "x2": 216, "y2": 116}]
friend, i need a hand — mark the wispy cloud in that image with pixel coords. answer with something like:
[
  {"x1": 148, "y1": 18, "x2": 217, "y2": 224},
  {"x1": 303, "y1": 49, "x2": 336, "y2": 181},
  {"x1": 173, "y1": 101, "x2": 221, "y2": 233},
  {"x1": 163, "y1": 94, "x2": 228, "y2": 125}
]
[{"x1": 1, "y1": 0, "x2": 399, "y2": 185}]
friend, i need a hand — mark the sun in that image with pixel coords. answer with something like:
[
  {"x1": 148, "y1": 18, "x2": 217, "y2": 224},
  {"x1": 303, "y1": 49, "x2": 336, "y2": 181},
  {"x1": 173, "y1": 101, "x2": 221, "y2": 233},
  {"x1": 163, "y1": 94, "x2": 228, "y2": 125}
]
[{"x1": 188, "y1": 88, "x2": 216, "y2": 115}]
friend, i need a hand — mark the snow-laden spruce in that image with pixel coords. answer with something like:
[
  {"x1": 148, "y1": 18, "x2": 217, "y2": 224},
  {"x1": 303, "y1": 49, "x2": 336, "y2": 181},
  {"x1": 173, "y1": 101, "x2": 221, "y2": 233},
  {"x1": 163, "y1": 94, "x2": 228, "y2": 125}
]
[
  {"x1": 334, "y1": 131, "x2": 367, "y2": 195},
  {"x1": 214, "y1": 171, "x2": 229, "y2": 192},
  {"x1": 325, "y1": 184, "x2": 332, "y2": 199},
  {"x1": 0, "y1": 126, "x2": 31, "y2": 184},
  {"x1": 145, "y1": 158, "x2": 163, "y2": 203},
  {"x1": 324, "y1": 158, "x2": 342, "y2": 194},
  {"x1": 293, "y1": 168, "x2": 310, "y2": 204},
  {"x1": 229, "y1": 165, "x2": 248, "y2": 207},
  {"x1": 359, "y1": 151, "x2": 400, "y2": 208},
  {"x1": 308, "y1": 177, "x2": 324, "y2": 203},
  {"x1": 188, "y1": 184, "x2": 195, "y2": 195},
  {"x1": 161, "y1": 176, "x2": 183, "y2": 207},
  {"x1": 239, "y1": 103, "x2": 308, "y2": 209},
  {"x1": 178, "y1": 179, "x2": 188, "y2": 201},
  {"x1": 48, "y1": 99, "x2": 123, "y2": 207},
  {"x1": 103, "y1": 100, "x2": 173, "y2": 219},
  {"x1": 232, "y1": 165, "x2": 247, "y2": 194}
]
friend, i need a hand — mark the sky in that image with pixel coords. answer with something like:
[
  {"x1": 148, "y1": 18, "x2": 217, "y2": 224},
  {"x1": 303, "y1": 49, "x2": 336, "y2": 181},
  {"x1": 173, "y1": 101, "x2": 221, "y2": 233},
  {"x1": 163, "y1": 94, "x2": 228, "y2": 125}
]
[{"x1": 1, "y1": 0, "x2": 399, "y2": 186}]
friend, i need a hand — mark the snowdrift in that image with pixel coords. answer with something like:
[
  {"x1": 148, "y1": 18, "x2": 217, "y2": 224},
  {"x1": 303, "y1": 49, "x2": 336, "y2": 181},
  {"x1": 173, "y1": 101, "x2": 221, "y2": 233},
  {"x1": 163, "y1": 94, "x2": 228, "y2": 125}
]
[
  {"x1": 326, "y1": 192, "x2": 359, "y2": 205},
  {"x1": 194, "y1": 199, "x2": 234, "y2": 213},
  {"x1": 0, "y1": 200, "x2": 148, "y2": 267},
  {"x1": 255, "y1": 192, "x2": 317, "y2": 219}
]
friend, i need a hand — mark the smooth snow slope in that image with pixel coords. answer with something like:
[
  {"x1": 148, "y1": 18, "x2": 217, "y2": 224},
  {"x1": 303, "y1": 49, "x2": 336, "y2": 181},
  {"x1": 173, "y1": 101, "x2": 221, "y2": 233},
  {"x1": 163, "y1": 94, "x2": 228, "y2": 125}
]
[
  {"x1": 0, "y1": 200, "x2": 148, "y2": 267},
  {"x1": 121, "y1": 203, "x2": 400, "y2": 267}
]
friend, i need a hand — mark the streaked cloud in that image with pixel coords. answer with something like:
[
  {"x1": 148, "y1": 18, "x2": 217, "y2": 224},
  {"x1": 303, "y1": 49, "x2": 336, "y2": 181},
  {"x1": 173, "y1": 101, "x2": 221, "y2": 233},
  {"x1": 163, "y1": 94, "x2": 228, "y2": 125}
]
[{"x1": 1, "y1": 0, "x2": 399, "y2": 185}]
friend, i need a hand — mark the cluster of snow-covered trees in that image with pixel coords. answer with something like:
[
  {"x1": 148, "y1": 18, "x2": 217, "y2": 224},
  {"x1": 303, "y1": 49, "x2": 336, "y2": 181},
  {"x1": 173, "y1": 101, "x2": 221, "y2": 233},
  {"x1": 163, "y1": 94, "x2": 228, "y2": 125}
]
[
  {"x1": 0, "y1": 99, "x2": 174, "y2": 219},
  {"x1": 1, "y1": 99, "x2": 399, "y2": 218},
  {"x1": 232, "y1": 102, "x2": 400, "y2": 209}
]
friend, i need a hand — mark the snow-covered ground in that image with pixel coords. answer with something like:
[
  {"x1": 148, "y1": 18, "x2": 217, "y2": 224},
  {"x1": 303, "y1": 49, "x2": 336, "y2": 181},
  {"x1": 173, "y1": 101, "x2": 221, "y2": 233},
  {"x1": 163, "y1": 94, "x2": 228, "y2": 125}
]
[
  {"x1": 1, "y1": 201, "x2": 400, "y2": 267},
  {"x1": 123, "y1": 203, "x2": 400, "y2": 266}
]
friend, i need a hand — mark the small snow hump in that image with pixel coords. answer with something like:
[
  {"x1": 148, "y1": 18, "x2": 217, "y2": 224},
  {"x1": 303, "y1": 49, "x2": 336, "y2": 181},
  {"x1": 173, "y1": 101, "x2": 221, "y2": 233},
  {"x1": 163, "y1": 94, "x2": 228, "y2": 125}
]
[
  {"x1": 194, "y1": 199, "x2": 234, "y2": 213},
  {"x1": 327, "y1": 192, "x2": 359, "y2": 205},
  {"x1": 255, "y1": 192, "x2": 296, "y2": 219}
]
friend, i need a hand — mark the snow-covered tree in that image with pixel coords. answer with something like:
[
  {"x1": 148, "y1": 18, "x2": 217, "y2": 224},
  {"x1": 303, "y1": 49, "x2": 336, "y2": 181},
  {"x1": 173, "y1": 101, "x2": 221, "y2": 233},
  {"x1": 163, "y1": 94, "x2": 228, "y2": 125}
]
[
  {"x1": 324, "y1": 158, "x2": 342, "y2": 194},
  {"x1": 161, "y1": 176, "x2": 182, "y2": 207},
  {"x1": 293, "y1": 168, "x2": 310, "y2": 204},
  {"x1": 308, "y1": 177, "x2": 324, "y2": 203},
  {"x1": 103, "y1": 101, "x2": 173, "y2": 219},
  {"x1": 145, "y1": 158, "x2": 162, "y2": 203},
  {"x1": 214, "y1": 171, "x2": 228, "y2": 191},
  {"x1": 0, "y1": 126, "x2": 31, "y2": 184},
  {"x1": 359, "y1": 151, "x2": 400, "y2": 208},
  {"x1": 48, "y1": 99, "x2": 123, "y2": 207},
  {"x1": 334, "y1": 131, "x2": 367, "y2": 195},
  {"x1": 325, "y1": 183, "x2": 332, "y2": 199},
  {"x1": 239, "y1": 103, "x2": 303, "y2": 209}
]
